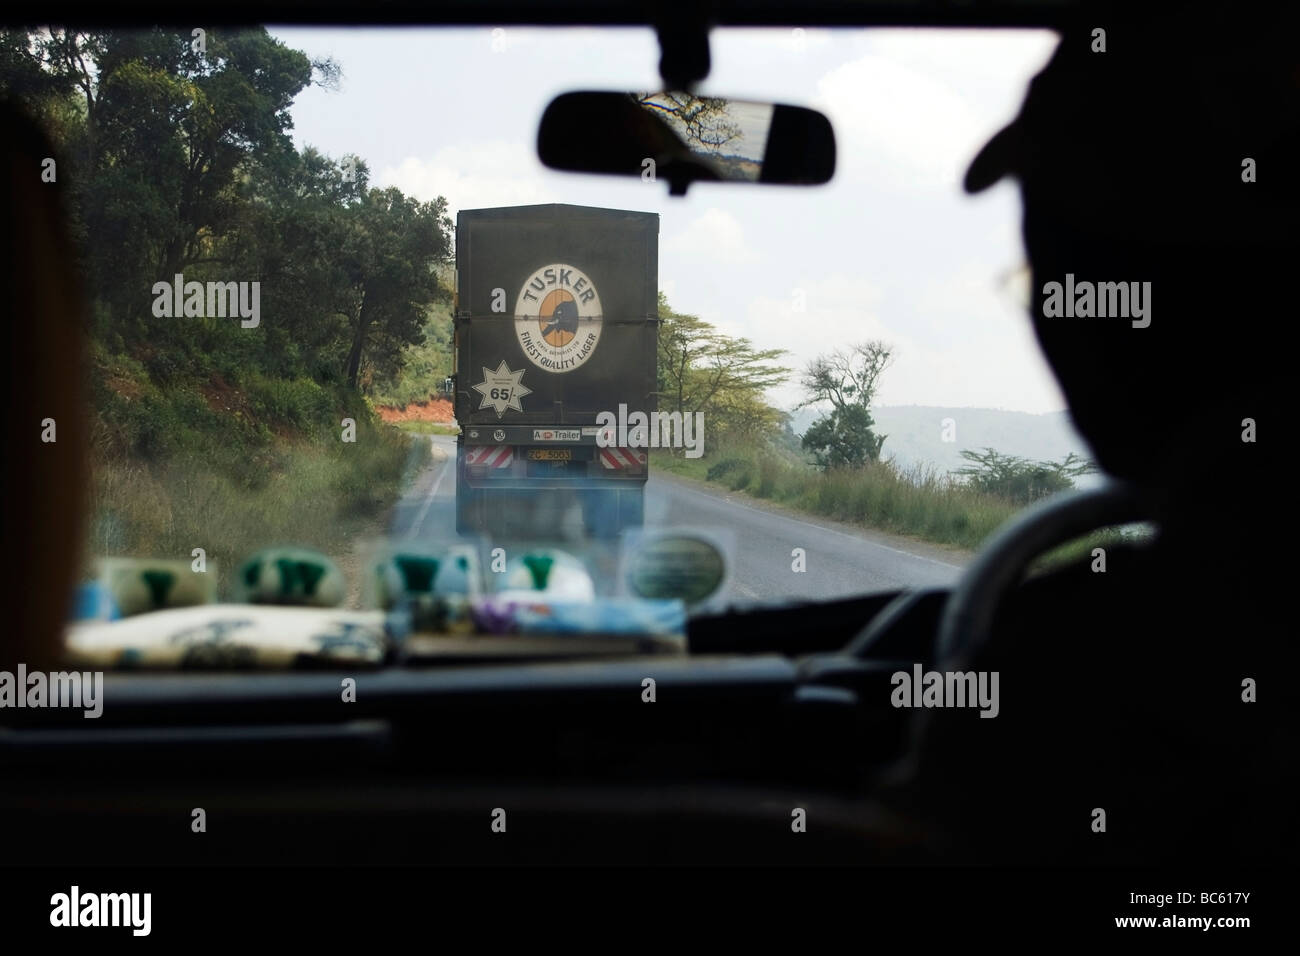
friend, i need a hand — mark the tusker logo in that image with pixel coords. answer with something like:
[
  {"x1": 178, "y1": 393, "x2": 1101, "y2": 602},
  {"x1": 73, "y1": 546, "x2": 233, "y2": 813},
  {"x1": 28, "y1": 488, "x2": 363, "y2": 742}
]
[{"x1": 515, "y1": 263, "x2": 602, "y2": 373}]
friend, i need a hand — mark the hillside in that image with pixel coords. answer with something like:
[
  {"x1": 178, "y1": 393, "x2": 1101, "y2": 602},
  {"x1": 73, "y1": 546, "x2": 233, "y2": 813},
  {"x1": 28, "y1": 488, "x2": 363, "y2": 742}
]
[{"x1": 788, "y1": 404, "x2": 1095, "y2": 477}]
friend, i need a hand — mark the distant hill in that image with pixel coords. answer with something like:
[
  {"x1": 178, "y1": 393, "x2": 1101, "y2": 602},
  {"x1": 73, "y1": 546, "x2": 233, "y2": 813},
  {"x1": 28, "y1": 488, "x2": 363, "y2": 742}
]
[{"x1": 788, "y1": 404, "x2": 1098, "y2": 480}]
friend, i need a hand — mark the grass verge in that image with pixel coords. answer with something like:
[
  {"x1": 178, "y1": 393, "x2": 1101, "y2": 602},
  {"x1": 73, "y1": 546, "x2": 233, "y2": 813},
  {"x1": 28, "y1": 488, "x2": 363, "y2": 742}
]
[
  {"x1": 86, "y1": 422, "x2": 420, "y2": 600},
  {"x1": 651, "y1": 443, "x2": 1136, "y2": 561}
]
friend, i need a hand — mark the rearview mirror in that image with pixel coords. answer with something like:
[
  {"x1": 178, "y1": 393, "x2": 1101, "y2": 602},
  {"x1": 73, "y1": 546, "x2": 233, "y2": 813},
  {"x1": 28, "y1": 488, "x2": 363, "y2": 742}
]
[{"x1": 538, "y1": 92, "x2": 835, "y2": 195}]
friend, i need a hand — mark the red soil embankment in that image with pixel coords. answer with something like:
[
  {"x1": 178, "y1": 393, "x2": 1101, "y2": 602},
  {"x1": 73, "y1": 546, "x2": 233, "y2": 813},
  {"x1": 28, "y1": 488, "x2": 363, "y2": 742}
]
[{"x1": 375, "y1": 397, "x2": 455, "y2": 424}]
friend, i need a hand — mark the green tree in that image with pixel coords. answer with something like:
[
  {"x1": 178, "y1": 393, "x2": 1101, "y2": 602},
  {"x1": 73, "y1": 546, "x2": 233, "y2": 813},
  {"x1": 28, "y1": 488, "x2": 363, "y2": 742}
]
[
  {"x1": 1, "y1": 24, "x2": 453, "y2": 409},
  {"x1": 222, "y1": 147, "x2": 368, "y2": 382},
  {"x1": 656, "y1": 292, "x2": 787, "y2": 448},
  {"x1": 801, "y1": 405, "x2": 886, "y2": 469},
  {"x1": 954, "y1": 448, "x2": 1095, "y2": 504},
  {"x1": 336, "y1": 187, "x2": 452, "y2": 390},
  {"x1": 799, "y1": 340, "x2": 894, "y2": 468}
]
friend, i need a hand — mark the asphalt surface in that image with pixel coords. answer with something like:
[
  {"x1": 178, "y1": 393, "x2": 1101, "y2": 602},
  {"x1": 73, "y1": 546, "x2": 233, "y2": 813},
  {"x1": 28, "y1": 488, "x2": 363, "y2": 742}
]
[{"x1": 390, "y1": 434, "x2": 967, "y2": 605}]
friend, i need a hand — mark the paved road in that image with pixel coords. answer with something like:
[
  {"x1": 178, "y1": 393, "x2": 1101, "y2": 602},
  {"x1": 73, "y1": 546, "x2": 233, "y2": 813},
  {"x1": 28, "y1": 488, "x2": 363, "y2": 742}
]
[{"x1": 390, "y1": 434, "x2": 966, "y2": 604}]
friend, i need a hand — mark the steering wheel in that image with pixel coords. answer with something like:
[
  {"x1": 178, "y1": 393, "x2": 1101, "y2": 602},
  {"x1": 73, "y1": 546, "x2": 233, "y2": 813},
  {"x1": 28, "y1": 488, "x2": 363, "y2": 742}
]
[{"x1": 934, "y1": 480, "x2": 1152, "y2": 667}]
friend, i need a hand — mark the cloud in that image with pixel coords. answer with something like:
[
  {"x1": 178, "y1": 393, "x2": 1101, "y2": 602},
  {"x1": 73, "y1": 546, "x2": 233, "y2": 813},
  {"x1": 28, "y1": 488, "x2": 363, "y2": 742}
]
[
  {"x1": 664, "y1": 207, "x2": 758, "y2": 265},
  {"x1": 380, "y1": 143, "x2": 559, "y2": 216},
  {"x1": 814, "y1": 30, "x2": 1057, "y2": 192},
  {"x1": 737, "y1": 270, "x2": 1063, "y2": 414},
  {"x1": 738, "y1": 274, "x2": 893, "y2": 409}
]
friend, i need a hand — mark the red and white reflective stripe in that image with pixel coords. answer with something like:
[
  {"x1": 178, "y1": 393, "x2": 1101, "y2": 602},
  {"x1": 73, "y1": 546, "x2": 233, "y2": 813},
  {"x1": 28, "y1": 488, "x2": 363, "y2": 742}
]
[
  {"x1": 598, "y1": 447, "x2": 647, "y2": 469},
  {"x1": 464, "y1": 445, "x2": 513, "y2": 468}
]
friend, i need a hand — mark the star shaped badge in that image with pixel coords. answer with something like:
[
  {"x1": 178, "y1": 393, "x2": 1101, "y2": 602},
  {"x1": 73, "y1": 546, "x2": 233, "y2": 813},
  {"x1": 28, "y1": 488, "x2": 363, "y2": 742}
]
[{"x1": 472, "y1": 361, "x2": 532, "y2": 419}]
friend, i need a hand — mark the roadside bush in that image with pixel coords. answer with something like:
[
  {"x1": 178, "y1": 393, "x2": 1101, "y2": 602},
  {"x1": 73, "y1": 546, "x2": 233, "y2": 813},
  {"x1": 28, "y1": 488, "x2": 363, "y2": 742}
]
[
  {"x1": 755, "y1": 454, "x2": 782, "y2": 498},
  {"x1": 706, "y1": 457, "x2": 750, "y2": 482},
  {"x1": 329, "y1": 416, "x2": 413, "y2": 517},
  {"x1": 246, "y1": 375, "x2": 335, "y2": 434},
  {"x1": 88, "y1": 418, "x2": 414, "y2": 599},
  {"x1": 954, "y1": 447, "x2": 1093, "y2": 505}
]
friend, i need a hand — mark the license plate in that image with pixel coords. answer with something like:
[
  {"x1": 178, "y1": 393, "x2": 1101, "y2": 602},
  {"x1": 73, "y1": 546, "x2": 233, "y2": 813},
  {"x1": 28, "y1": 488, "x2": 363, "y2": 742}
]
[{"x1": 527, "y1": 448, "x2": 572, "y2": 461}]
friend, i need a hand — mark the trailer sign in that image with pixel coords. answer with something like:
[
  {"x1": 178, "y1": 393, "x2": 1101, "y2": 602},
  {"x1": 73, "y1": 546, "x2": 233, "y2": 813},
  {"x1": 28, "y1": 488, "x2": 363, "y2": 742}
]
[
  {"x1": 534, "y1": 429, "x2": 580, "y2": 441},
  {"x1": 515, "y1": 263, "x2": 602, "y2": 373}
]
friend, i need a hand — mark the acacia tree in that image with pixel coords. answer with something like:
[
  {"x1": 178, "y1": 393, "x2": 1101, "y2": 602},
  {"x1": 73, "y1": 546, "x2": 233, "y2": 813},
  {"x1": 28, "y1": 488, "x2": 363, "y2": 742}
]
[
  {"x1": 656, "y1": 293, "x2": 787, "y2": 449},
  {"x1": 799, "y1": 340, "x2": 894, "y2": 468},
  {"x1": 631, "y1": 92, "x2": 742, "y2": 152},
  {"x1": 955, "y1": 448, "x2": 1096, "y2": 504}
]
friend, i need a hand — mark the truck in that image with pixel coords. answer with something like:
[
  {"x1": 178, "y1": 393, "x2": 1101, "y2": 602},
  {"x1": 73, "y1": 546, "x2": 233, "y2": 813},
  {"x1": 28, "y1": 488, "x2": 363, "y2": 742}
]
[{"x1": 452, "y1": 204, "x2": 659, "y2": 538}]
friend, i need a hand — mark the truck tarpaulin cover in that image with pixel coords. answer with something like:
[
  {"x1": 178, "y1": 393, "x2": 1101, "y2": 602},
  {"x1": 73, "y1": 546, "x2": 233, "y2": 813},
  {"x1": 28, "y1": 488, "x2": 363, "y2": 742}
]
[{"x1": 455, "y1": 204, "x2": 659, "y2": 427}]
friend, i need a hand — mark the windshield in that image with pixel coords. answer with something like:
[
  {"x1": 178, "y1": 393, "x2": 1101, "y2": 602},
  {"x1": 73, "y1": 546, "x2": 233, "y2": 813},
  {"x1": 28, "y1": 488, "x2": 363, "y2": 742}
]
[{"x1": 4, "y1": 25, "x2": 1106, "y2": 632}]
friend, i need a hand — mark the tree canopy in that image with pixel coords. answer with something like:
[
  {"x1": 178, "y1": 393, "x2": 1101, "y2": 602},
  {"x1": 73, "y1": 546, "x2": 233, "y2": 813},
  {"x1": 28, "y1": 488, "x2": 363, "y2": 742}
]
[
  {"x1": 655, "y1": 292, "x2": 788, "y2": 449},
  {"x1": 0, "y1": 26, "x2": 452, "y2": 449},
  {"x1": 799, "y1": 340, "x2": 894, "y2": 469},
  {"x1": 954, "y1": 448, "x2": 1096, "y2": 504}
]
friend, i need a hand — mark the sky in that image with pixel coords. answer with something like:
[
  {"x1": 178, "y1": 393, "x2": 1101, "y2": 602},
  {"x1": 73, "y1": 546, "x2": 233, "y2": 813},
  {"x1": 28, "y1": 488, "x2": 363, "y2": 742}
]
[{"x1": 269, "y1": 25, "x2": 1063, "y2": 415}]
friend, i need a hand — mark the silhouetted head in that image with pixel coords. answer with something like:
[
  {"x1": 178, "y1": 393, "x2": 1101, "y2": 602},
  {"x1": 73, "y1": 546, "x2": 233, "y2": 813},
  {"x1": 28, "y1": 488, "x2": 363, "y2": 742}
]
[{"x1": 965, "y1": 13, "x2": 1297, "y2": 494}]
